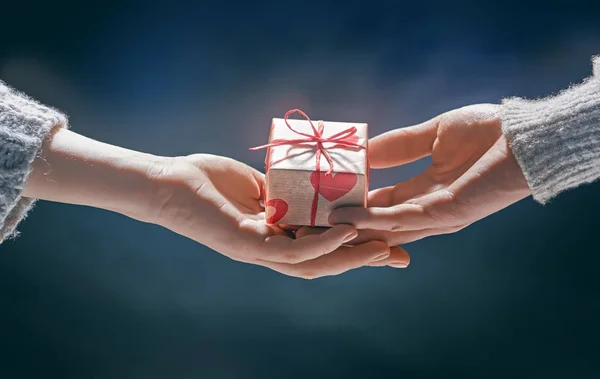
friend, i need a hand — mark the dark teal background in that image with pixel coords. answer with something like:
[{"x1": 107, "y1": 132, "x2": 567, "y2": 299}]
[{"x1": 1, "y1": 1, "x2": 600, "y2": 378}]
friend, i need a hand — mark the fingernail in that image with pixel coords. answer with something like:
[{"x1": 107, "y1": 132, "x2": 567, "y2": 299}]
[
  {"x1": 372, "y1": 253, "x2": 390, "y2": 262},
  {"x1": 389, "y1": 261, "x2": 409, "y2": 268},
  {"x1": 343, "y1": 232, "x2": 358, "y2": 243}
]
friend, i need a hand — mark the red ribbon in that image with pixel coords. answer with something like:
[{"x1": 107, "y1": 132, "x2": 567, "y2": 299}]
[{"x1": 250, "y1": 109, "x2": 365, "y2": 227}]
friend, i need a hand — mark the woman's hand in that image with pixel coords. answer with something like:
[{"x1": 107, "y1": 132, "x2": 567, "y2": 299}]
[
  {"x1": 24, "y1": 128, "x2": 392, "y2": 279},
  {"x1": 145, "y1": 154, "x2": 394, "y2": 278},
  {"x1": 329, "y1": 104, "x2": 532, "y2": 245}
]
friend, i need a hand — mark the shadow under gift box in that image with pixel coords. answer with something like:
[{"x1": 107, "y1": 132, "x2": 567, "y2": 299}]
[{"x1": 261, "y1": 117, "x2": 369, "y2": 227}]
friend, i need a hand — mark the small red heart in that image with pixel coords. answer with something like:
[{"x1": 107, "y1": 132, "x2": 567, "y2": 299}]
[
  {"x1": 265, "y1": 198, "x2": 288, "y2": 224},
  {"x1": 310, "y1": 172, "x2": 358, "y2": 202}
]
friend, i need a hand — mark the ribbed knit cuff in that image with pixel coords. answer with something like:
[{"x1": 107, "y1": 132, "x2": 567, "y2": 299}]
[
  {"x1": 0, "y1": 81, "x2": 68, "y2": 242},
  {"x1": 501, "y1": 56, "x2": 600, "y2": 204}
]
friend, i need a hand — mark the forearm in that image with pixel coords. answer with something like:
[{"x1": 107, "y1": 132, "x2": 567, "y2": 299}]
[
  {"x1": 22, "y1": 128, "x2": 165, "y2": 221},
  {"x1": 501, "y1": 56, "x2": 600, "y2": 204}
]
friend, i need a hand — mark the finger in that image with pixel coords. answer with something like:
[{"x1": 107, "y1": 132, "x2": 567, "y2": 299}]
[
  {"x1": 369, "y1": 116, "x2": 440, "y2": 169},
  {"x1": 366, "y1": 186, "x2": 395, "y2": 207},
  {"x1": 297, "y1": 222, "x2": 460, "y2": 248},
  {"x1": 297, "y1": 224, "x2": 441, "y2": 246},
  {"x1": 260, "y1": 241, "x2": 390, "y2": 279},
  {"x1": 295, "y1": 226, "x2": 329, "y2": 238},
  {"x1": 367, "y1": 246, "x2": 410, "y2": 268},
  {"x1": 295, "y1": 226, "x2": 359, "y2": 246},
  {"x1": 352, "y1": 226, "x2": 465, "y2": 246},
  {"x1": 260, "y1": 224, "x2": 358, "y2": 264},
  {"x1": 368, "y1": 173, "x2": 434, "y2": 207},
  {"x1": 329, "y1": 203, "x2": 435, "y2": 231}
]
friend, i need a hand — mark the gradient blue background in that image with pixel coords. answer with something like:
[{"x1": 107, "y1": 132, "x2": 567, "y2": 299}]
[{"x1": 1, "y1": 1, "x2": 600, "y2": 378}]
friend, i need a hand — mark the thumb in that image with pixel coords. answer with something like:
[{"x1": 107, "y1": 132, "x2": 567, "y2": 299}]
[{"x1": 369, "y1": 115, "x2": 440, "y2": 168}]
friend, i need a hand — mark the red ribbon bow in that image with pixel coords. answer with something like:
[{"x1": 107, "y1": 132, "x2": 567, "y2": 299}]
[{"x1": 250, "y1": 109, "x2": 365, "y2": 227}]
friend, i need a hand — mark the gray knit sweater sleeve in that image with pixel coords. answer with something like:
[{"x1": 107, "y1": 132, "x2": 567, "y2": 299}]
[
  {"x1": 0, "y1": 81, "x2": 67, "y2": 242},
  {"x1": 501, "y1": 56, "x2": 600, "y2": 204}
]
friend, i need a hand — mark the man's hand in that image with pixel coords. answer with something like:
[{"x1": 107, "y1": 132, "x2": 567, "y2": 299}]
[{"x1": 328, "y1": 104, "x2": 532, "y2": 245}]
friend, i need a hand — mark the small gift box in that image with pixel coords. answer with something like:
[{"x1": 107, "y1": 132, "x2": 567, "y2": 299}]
[{"x1": 251, "y1": 109, "x2": 369, "y2": 227}]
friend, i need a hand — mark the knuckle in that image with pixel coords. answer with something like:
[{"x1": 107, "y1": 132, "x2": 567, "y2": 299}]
[
  {"x1": 397, "y1": 128, "x2": 411, "y2": 142},
  {"x1": 420, "y1": 201, "x2": 442, "y2": 223},
  {"x1": 384, "y1": 204, "x2": 416, "y2": 231},
  {"x1": 378, "y1": 206, "x2": 400, "y2": 230},
  {"x1": 390, "y1": 127, "x2": 411, "y2": 143},
  {"x1": 445, "y1": 189, "x2": 472, "y2": 220},
  {"x1": 436, "y1": 110, "x2": 457, "y2": 133},
  {"x1": 437, "y1": 112, "x2": 449, "y2": 128},
  {"x1": 427, "y1": 189, "x2": 468, "y2": 223}
]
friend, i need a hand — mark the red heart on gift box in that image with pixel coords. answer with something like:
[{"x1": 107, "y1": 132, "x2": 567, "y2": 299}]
[
  {"x1": 265, "y1": 198, "x2": 288, "y2": 224},
  {"x1": 310, "y1": 172, "x2": 358, "y2": 202}
]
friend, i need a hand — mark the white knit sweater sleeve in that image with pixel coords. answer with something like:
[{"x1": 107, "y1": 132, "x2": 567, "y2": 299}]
[
  {"x1": 501, "y1": 56, "x2": 600, "y2": 204},
  {"x1": 0, "y1": 81, "x2": 68, "y2": 242}
]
